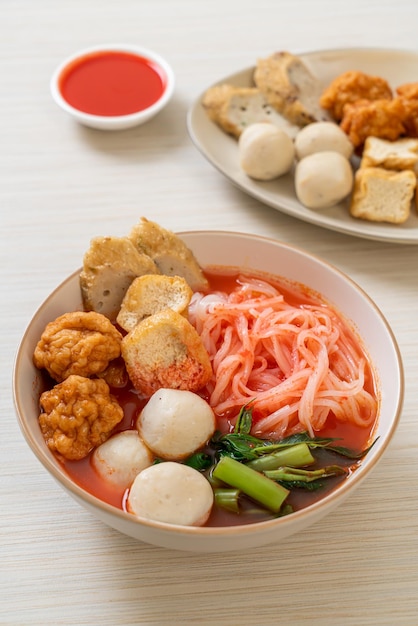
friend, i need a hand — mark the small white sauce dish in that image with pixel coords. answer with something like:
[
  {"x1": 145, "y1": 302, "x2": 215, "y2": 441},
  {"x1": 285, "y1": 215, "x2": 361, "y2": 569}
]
[{"x1": 50, "y1": 43, "x2": 175, "y2": 130}]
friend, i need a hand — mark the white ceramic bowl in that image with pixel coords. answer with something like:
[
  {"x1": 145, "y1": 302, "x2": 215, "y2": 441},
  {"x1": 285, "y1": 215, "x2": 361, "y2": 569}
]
[
  {"x1": 50, "y1": 44, "x2": 175, "y2": 130},
  {"x1": 13, "y1": 232, "x2": 404, "y2": 552}
]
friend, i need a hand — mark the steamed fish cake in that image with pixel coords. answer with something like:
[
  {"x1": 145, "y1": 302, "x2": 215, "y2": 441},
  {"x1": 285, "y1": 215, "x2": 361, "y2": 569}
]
[
  {"x1": 127, "y1": 461, "x2": 214, "y2": 527},
  {"x1": 92, "y1": 430, "x2": 154, "y2": 489},
  {"x1": 138, "y1": 388, "x2": 215, "y2": 459},
  {"x1": 239, "y1": 123, "x2": 295, "y2": 180}
]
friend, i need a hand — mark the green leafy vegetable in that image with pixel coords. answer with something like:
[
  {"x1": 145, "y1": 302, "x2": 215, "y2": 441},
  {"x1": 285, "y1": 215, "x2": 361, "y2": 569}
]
[
  {"x1": 274, "y1": 431, "x2": 379, "y2": 459},
  {"x1": 211, "y1": 430, "x2": 270, "y2": 462},
  {"x1": 265, "y1": 465, "x2": 347, "y2": 491},
  {"x1": 233, "y1": 402, "x2": 254, "y2": 435},
  {"x1": 184, "y1": 452, "x2": 212, "y2": 471},
  {"x1": 185, "y1": 403, "x2": 376, "y2": 518}
]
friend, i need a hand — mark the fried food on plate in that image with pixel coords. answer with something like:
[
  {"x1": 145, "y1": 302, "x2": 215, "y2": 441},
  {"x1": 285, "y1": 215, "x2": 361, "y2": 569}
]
[
  {"x1": 320, "y1": 70, "x2": 393, "y2": 121},
  {"x1": 360, "y1": 136, "x2": 418, "y2": 171},
  {"x1": 202, "y1": 84, "x2": 300, "y2": 138},
  {"x1": 396, "y1": 82, "x2": 418, "y2": 100},
  {"x1": 350, "y1": 166, "x2": 416, "y2": 224},
  {"x1": 397, "y1": 97, "x2": 418, "y2": 138},
  {"x1": 340, "y1": 98, "x2": 405, "y2": 149},
  {"x1": 254, "y1": 51, "x2": 330, "y2": 126}
]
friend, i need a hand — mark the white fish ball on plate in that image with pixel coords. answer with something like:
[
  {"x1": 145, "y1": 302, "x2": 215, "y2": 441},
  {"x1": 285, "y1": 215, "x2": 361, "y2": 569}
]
[
  {"x1": 138, "y1": 388, "x2": 215, "y2": 460},
  {"x1": 295, "y1": 151, "x2": 354, "y2": 210},
  {"x1": 127, "y1": 461, "x2": 214, "y2": 526},
  {"x1": 238, "y1": 123, "x2": 295, "y2": 180},
  {"x1": 91, "y1": 430, "x2": 154, "y2": 489},
  {"x1": 295, "y1": 121, "x2": 354, "y2": 160}
]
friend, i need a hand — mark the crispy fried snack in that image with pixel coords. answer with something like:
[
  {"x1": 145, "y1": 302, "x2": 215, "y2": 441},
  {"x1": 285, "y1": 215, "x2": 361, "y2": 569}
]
[
  {"x1": 320, "y1": 71, "x2": 393, "y2": 121},
  {"x1": 128, "y1": 217, "x2": 209, "y2": 292},
  {"x1": 253, "y1": 51, "x2": 329, "y2": 126},
  {"x1": 80, "y1": 236, "x2": 159, "y2": 321},
  {"x1": 397, "y1": 97, "x2": 418, "y2": 138},
  {"x1": 33, "y1": 311, "x2": 122, "y2": 382},
  {"x1": 396, "y1": 82, "x2": 418, "y2": 101},
  {"x1": 39, "y1": 375, "x2": 124, "y2": 460},
  {"x1": 121, "y1": 308, "x2": 212, "y2": 397},
  {"x1": 340, "y1": 98, "x2": 406, "y2": 149}
]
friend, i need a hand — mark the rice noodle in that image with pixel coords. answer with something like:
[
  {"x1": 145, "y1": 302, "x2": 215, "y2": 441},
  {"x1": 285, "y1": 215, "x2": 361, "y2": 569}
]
[{"x1": 189, "y1": 275, "x2": 377, "y2": 439}]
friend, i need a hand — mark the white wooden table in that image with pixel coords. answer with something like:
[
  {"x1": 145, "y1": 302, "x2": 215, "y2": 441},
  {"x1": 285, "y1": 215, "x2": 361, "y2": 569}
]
[{"x1": 2, "y1": 1, "x2": 418, "y2": 624}]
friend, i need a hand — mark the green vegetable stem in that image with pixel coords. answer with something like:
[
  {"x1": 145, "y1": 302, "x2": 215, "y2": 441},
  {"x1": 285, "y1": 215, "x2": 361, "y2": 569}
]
[
  {"x1": 247, "y1": 442, "x2": 315, "y2": 472},
  {"x1": 212, "y1": 456, "x2": 289, "y2": 514},
  {"x1": 214, "y1": 488, "x2": 241, "y2": 513}
]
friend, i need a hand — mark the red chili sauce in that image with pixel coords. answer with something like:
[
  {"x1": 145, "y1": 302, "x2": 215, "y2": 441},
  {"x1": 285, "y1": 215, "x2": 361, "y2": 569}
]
[
  {"x1": 61, "y1": 269, "x2": 378, "y2": 527},
  {"x1": 59, "y1": 50, "x2": 167, "y2": 116}
]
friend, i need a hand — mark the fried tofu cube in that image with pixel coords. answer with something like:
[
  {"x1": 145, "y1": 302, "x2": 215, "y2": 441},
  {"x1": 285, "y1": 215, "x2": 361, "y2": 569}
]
[
  {"x1": 117, "y1": 274, "x2": 193, "y2": 332},
  {"x1": 350, "y1": 167, "x2": 415, "y2": 224},
  {"x1": 121, "y1": 308, "x2": 212, "y2": 396}
]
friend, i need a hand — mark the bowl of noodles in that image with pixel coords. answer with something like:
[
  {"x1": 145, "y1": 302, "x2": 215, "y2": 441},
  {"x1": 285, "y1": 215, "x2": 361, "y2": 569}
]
[{"x1": 13, "y1": 227, "x2": 404, "y2": 552}]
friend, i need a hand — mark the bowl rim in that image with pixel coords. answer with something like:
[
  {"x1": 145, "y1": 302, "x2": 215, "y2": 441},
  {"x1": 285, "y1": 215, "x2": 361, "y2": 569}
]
[
  {"x1": 50, "y1": 43, "x2": 175, "y2": 125},
  {"x1": 13, "y1": 229, "x2": 405, "y2": 539}
]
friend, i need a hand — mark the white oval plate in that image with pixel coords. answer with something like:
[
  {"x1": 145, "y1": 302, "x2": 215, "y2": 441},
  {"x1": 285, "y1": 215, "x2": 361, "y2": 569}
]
[{"x1": 187, "y1": 48, "x2": 418, "y2": 244}]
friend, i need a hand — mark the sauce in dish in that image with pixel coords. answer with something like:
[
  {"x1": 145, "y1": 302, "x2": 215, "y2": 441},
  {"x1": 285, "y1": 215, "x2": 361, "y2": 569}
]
[{"x1": 58, "y1": 50, "x2": 168, "y2": 116}]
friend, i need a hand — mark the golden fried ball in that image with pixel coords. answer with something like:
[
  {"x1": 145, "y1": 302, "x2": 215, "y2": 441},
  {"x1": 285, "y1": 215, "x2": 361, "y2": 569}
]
[
  {"x1": 396, "y1": 82, "x2": 418, "y2": 101},
  {"x1": 33, "y1": 311, "x2": 122, "y2": 382},
  {"x1": 39, "y1": 375, "x2": 124, "y2": 460},
  {"x1": 397, "y1": 97, "x2": 418, "y2": 138},
  {"x1": 320, "y1": 71, "x2": 393, "y2": 121},
  {"x1": 340, "y1": 98, "x2": 406, "y2": 149}
]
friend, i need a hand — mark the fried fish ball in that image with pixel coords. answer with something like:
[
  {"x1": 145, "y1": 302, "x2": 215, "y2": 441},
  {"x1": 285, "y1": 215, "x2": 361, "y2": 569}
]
[
  {"x1": 340, "y1": 98, "x2": 406, "y2": 149},
  {"x1": 38, "y1": 375, "x2": 124, "y2": 461},
  {"x1": 396, "y1": 82, "x2": 418, "y2": 101},
  {"x1": 33, "y1": 311, "x2": 122, "y2": 382},
  {"x1": 398, "y1": 97, "x2": 418, "y2": 138},
  {"x1": 395, "y1": 83, "x2": 418, "y2": 137},
  {"x1": 320, "y1": 71, "x2": 393, "y2": 121}
]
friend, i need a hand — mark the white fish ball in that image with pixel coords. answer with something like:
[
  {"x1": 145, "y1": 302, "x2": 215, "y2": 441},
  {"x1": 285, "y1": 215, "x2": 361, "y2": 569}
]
[
  {"x1": 295, "y1": 151, "x2": 354, "y2": 210},
  {"x1": 295, "y1": 121, "x2": 354, "y2": 160},
  {"x1": 138, "y1": 388, "x2": 215, "y2": 460},
  {"x1": 239, "y1": 123, "x2": 295, "y2": 180},
  {"x1": 92, "y1": 430, "x2": 154, "y2": 489},
  {"x1": 127, "y1": 461, "x2": 214, "y2": 526}
]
